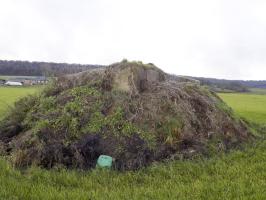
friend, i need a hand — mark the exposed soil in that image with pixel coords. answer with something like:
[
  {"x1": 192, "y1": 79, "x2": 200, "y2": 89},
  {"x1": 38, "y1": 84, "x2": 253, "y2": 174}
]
[{"x1": 0, "y1": 60, "x2": 253, "y2": 170}]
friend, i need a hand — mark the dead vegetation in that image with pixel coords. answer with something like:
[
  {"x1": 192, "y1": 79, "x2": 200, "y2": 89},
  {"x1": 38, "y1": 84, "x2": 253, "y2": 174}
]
[{"x1": 0, "y1": 60, "x2": 253, "y2": 170}]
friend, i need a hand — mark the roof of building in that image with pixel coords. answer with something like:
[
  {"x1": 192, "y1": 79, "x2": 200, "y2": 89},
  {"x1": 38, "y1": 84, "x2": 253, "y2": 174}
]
[{"x1": 5, "y1": 81, "x2": 23, "y2": 86}]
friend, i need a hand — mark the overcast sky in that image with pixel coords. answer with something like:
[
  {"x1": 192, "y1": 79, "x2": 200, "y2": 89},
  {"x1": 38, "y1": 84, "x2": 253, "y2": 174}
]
[{"x1": 0, "y1": 0, "x2": 266, "y2": 80}]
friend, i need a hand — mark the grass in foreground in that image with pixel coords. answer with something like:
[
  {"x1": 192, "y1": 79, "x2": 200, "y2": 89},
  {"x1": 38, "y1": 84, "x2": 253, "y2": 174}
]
[
  {"x1": 0, "y1": 89, "x2": 266, "y2": 199},
  {"x1": 0, "y1": 142, "x2": 266, "y2": 199}
]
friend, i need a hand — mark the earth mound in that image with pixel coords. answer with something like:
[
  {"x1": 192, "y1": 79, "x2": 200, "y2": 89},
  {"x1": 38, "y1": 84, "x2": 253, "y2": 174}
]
[{"x1": 0, "y1": 60, "x2": 252, "y2": 170}]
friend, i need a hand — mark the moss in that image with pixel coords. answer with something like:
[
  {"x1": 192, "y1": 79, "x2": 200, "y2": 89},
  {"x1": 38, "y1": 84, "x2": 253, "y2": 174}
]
[
  {"x1": 83, "y1": 111, "x2": 105, "y2": 133},
  {"x1": 121, "y1": 122, "x2": 138, "y2": 136},
  {"x1": 64, "y1": 101, "x2": 84, "y2": 116},
  {"x1": 68, "y1": 85, "x2": 101, "y2": 98},
  {"x1": 20, "y1": 85, "x2": 104, "y2": 140},
  {"x1": 32, "y1": 119, "x2": 51, "y2": 135},
  {"x1": 39, "y1": 96, "x2": 57, "y2": 111},
  {"x1": 83, "y1": 107, "x2": 126, "y2": 136},
  {"x1": 184, "y1": 83, "x2": 198, "y2": 93},
  {"x1": 80, "y1": 106, "x2": 155, "y2": 146},
  {"x1": 199, "y1": 86, "x2": 213, "y2": 97}
]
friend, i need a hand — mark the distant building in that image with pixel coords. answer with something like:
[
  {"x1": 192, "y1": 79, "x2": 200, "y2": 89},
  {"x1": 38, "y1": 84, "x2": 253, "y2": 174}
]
[
  {"x1": 31, "y1": 76, "x2": 48, "y2": 85},
  {"x1": 24, "y1": 77, "x2": 47, "y2": 85},
  {"x1": 5, "y1": 81, "x2": 23, "y2": 86},
  {"x1": 23, "y1": 79, "x2": 32, "y2": 85},
  {"x1": 4, "y1": 76, "x2": 49, "y2": 86}
]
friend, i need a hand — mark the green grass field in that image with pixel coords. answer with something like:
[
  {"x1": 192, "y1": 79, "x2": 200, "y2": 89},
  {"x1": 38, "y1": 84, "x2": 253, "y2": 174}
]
[
  {"x1": 0, "y1": 86, "x2": 40, "y2": 119},
  {"x1": 0, "y1": 88, "x2": 266, "y2": 199},
  {"x1": 219, "y1": 93, "x2": 266, "y2": 124}
]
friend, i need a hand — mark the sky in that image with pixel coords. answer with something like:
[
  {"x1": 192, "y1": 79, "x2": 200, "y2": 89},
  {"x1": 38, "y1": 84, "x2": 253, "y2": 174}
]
[{"x1": 0, "y1": 0, "x2": 266, "y2": 80}]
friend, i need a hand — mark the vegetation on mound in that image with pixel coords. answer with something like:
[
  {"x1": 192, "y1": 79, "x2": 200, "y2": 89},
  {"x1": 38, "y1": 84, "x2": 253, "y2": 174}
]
[{"x1": 0, "y1": 61, "x2": 253, "y2": 170}]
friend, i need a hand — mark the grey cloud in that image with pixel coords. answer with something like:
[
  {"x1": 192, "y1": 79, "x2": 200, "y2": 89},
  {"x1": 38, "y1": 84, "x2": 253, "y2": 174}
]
[{"x1": 0, "y1": 0, "x2": 266, "y2": 80}]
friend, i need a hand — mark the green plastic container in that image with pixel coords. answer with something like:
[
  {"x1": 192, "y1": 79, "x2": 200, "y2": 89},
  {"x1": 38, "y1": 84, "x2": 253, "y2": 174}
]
[{"x1": 97, "y1": 155, "x2": 113, "y2": 168}]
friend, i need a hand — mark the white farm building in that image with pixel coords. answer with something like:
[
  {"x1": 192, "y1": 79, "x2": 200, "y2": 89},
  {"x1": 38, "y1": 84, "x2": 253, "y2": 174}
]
[{"x1": 5, "y1": 81, "x2": 23, "y2": 86}]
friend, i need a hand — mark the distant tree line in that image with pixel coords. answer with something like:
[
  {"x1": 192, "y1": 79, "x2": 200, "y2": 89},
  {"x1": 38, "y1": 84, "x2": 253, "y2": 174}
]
[
  {"x1": 0, "y1": 60, "x2": 105, "y2": 76},
  {"x1": 1, "y1": 59, "x2": 265, "y2": 90},
  {"x1": 239, "y1": 80, "x2": 266, "y2": 89},
  {"x1": 190, "y1": 77, "x2": 266, "y2": 91},
  {"x1": 169, "y1": 75, "x2": 266, "y2": 92},
  {"x1": 196, "y1": 77, "x2": 250, "y2": 92}
]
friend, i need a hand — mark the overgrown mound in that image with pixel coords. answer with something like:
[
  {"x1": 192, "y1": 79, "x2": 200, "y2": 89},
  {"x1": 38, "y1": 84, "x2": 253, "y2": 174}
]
[{"x1": 0, "y1": 60, "x2": 252, "y2": 170}]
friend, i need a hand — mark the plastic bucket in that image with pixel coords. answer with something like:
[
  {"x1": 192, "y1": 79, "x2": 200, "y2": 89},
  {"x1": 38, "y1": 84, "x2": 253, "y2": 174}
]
[{"x1": 96, "y1": 155, "x2": 113, "y2": 168}]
